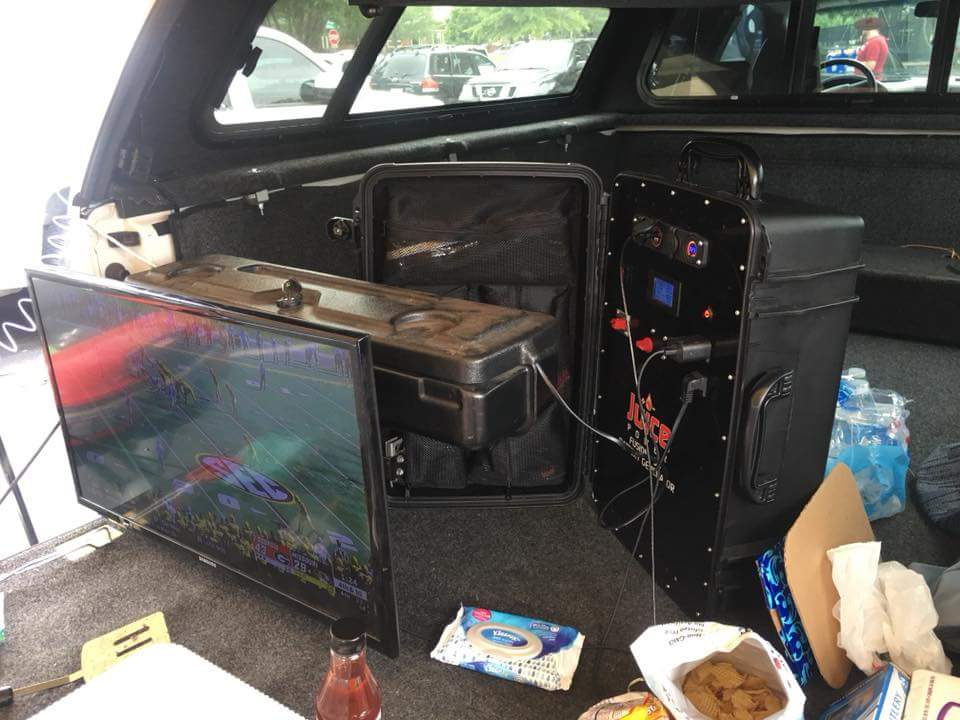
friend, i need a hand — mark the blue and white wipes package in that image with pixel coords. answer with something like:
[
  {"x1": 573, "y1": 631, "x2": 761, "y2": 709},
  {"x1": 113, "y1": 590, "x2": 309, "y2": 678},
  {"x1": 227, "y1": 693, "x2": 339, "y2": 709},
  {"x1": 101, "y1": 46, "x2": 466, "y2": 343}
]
[{"x1": 430, "y1": 605, "x2": 585, "y2": 691}]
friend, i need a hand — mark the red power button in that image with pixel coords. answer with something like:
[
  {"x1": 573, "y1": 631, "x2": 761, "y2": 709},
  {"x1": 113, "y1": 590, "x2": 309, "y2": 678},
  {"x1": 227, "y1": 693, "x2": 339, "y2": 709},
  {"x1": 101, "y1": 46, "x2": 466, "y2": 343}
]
[{"x1": 635, "y1": 337, "x2": 655, "y2": 353}]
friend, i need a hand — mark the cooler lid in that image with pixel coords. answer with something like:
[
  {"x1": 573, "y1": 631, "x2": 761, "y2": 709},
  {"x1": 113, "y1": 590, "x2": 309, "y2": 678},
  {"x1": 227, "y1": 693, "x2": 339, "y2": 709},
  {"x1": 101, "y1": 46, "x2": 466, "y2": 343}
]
[{"x1": 127, "y1": 255, "x2": 558, "y2": 386}]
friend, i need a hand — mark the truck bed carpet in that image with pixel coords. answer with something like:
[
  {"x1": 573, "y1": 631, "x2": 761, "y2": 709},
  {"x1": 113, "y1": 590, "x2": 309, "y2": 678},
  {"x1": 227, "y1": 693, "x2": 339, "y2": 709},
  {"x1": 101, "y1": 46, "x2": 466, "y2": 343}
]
[{"x1": 0, "y1": 333, "x2": 955, "y2": 719}]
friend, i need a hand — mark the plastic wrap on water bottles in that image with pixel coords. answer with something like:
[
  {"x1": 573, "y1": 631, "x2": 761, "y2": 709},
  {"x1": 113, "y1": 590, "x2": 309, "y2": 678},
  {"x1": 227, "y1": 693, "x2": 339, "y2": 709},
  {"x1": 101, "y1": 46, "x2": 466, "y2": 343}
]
[{"x1": 825, "y1": 368, "x2": 910, "y2": 520}]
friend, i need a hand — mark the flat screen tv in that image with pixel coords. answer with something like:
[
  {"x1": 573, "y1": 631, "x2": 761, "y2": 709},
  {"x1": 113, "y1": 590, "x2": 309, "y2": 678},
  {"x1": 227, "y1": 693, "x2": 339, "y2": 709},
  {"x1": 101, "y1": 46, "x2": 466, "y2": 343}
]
[{"x1": 27, "y1": 267, "x2": 399, "y2": 656}]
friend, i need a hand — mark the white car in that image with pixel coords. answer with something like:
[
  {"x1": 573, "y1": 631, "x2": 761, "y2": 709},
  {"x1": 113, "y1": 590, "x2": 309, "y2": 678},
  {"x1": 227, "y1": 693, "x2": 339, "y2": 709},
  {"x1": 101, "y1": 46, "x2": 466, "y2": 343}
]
[
  {"x1": 215, "y1": 28, "x2": 440, "y2": 125},
  {"x1": 459, "y1": 39, "x2": 594, "y2": 102}
]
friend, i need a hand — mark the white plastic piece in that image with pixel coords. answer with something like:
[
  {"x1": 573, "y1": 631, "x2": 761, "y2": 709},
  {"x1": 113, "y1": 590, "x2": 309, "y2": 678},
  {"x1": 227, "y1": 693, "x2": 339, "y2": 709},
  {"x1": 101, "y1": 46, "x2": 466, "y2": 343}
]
[
  {"x1": 877, "y1": 561, "x2": 952, "y2": 675},
  {"x1": 827, "y1": 541, "x2": 888, "y2": 675},
  {"x1": 31, "y1": 643, "x2": 305, "y2": 719},
  {"x1": 828, "y1": 542, "x2": 952, "y2": 676}
]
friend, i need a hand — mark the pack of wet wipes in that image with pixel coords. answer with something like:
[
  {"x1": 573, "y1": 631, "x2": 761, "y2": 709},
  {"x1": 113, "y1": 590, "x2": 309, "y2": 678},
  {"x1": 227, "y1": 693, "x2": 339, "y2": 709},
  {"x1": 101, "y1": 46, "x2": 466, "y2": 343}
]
[{"x1": 430, "y1": 605, "x2": 585, "y2": 691}]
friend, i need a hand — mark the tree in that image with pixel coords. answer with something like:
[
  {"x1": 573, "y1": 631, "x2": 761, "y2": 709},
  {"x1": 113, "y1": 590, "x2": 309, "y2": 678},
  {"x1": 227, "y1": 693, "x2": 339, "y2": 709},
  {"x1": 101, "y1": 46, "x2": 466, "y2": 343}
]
[
  {"x1": 263, "y1": 0, "x2": 370, "y2": 50},
  {"x1": 261, "y1": 2, "x2": 609, "y2": 51},
  {"x1": 391, "y1": 7, "x2": 441, "y2": 46},
  {"x1": 445, "y1": 7, "x2": 607, "y2": 45}
]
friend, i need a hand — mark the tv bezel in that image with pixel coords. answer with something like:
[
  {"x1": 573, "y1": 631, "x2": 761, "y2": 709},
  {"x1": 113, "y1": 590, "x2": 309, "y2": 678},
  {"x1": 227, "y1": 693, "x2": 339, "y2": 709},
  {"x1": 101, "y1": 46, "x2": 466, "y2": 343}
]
[{"x1": 26, "y1": 266, "x2": 400, "y2": 658}]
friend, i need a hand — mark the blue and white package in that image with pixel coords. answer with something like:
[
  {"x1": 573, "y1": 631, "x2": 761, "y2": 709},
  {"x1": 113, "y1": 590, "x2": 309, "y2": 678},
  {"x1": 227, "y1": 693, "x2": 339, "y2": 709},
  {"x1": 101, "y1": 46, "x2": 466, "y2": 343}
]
[
  {"x1": 756, "y1": 541, "x2": 814, "y2": 686},
  {"x1": 430, "y1": 605, "x2": 585, "y2": 691}
]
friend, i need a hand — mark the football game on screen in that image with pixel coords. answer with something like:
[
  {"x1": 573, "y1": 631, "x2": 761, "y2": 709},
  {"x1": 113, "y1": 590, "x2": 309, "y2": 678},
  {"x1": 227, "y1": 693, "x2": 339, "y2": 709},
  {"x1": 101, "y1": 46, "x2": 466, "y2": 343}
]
[{"x1": 31, "y1": 277, "x2": 378, "y2": 627}]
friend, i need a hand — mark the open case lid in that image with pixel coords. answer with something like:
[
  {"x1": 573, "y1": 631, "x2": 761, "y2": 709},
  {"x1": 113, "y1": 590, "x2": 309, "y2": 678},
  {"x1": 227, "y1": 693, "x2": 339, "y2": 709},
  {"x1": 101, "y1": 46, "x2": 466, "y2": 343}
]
[
  {"x1": 354, "y1": 161, "x2": 609, "y2": 502},
  {"x1": 356, "y1": 161, "x2": 606, "y2": 284},
  {"x1": 26, "y1": 266, "x2": 400, "y2": 657}
]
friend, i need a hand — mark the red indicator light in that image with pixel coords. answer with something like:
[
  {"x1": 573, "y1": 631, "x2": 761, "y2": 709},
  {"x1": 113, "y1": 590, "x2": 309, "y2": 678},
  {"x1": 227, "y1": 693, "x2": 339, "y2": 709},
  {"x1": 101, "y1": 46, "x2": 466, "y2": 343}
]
[
  {"x1": 686, "y1": 240, "x2": 699, "y2": 257},
  {"x1": 635, "y1": 337, "x2": 655, "y2": 353},
  {"x1": 610, "y1": 317, "x2": 627, "y2": 331},
  {"x1": 703, "y1": 307, "x2": 714, "y2": 320}
]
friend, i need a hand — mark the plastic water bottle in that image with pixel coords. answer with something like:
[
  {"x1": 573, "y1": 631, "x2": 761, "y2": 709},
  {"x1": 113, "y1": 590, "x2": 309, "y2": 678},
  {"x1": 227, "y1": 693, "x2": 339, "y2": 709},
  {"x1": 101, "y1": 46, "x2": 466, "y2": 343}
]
[{"x1": 315, "y1": 618, "x2": 382, "y2": 720}]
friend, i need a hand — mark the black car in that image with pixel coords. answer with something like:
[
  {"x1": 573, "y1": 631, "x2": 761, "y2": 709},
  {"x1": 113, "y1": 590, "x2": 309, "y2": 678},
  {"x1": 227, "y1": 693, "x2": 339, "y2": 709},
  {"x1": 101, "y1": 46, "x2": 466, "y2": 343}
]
[{"x1": 368, "y1": 48, "x2": 494, "y2": 102}]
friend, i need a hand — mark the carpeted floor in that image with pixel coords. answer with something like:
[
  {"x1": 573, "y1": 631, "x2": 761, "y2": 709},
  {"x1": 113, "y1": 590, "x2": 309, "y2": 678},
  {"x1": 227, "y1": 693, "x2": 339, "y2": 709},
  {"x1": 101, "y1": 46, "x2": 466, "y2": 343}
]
[{"x1": 0, "y1": 333, "x2": 957, "y2": 719}]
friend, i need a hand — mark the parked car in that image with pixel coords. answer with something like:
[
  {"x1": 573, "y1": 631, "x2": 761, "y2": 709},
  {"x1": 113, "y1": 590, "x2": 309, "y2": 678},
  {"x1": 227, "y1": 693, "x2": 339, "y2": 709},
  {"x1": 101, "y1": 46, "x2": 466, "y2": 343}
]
[
  {"x1": 459, "y1": 39, "x2": 594, "y2": 102},
  {"x1": 217, "y1": 28, "x2": 439, "y2": 124},
  {"x1": 369, "y1": 47, "x2": 495, "y2": 102}
]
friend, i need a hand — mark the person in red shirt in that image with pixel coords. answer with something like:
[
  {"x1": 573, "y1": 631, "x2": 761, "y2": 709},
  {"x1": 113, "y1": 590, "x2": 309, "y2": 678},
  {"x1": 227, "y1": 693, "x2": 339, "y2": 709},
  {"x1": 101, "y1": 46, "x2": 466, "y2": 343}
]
[{"x1": 855, "y1": 16, "x2": 889, "y2": 81}]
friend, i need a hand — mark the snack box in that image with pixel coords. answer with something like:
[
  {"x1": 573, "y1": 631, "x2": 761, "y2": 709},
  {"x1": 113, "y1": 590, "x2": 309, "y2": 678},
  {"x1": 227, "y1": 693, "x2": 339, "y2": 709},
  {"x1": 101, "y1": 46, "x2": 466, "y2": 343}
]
[
  {"x1": 904, "y1": 670, "x2": 960, "y2": 720},
  {"x1": 820, "y1": 664, "x2": 910, "y2": 720}
]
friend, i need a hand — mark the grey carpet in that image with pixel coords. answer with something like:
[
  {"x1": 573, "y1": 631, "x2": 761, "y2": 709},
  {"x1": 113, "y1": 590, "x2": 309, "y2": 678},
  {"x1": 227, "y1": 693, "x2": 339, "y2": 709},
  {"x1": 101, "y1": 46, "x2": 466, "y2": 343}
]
[{"x1": 1, "y1": 333, "x2": 957, "y2": 719}]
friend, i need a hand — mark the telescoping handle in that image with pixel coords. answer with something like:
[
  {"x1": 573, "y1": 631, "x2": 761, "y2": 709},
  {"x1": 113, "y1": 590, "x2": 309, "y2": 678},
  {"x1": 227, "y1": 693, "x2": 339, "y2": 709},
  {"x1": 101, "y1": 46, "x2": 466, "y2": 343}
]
[{"x1": 677, "y1": 138, "x2": 764, "y2": 201}]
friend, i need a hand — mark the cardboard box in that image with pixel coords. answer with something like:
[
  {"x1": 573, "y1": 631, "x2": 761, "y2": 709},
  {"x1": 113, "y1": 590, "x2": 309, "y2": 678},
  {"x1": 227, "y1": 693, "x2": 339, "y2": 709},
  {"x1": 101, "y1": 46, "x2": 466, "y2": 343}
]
[
  {"x1": 785, "y1": 464, "x2": 875, "y2": 688},
  {"x1": 904, "y1": 670, "x2": 960, "y2": 720},
  {"x1": 820, "y1": 664, "x2": 910, "y2": 720}
]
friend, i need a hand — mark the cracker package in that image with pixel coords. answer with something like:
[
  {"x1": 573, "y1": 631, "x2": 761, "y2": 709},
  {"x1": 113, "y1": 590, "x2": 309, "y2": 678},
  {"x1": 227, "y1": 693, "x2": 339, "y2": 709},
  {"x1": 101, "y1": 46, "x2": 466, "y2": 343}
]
[{"x1": 631, "y1": 623, "x2": 805, "y2": 720}]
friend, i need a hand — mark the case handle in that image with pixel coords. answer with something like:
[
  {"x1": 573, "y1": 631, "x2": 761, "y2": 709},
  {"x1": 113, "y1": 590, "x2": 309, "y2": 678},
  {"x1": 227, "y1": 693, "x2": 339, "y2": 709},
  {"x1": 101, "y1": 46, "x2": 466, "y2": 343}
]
[
  {"x1": 677, "y1": 138, "x2": 764, "y2": 201},
  {"x1": 739, "y1": 369, "x2": 794, "y2": 504}
]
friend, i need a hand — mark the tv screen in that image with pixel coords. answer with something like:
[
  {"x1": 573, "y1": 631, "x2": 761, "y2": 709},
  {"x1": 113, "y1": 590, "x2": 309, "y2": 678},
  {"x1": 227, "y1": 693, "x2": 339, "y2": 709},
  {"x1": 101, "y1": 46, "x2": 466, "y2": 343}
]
[{"x1": 28, "y1": 269, "x2": 398, "y2": 656}]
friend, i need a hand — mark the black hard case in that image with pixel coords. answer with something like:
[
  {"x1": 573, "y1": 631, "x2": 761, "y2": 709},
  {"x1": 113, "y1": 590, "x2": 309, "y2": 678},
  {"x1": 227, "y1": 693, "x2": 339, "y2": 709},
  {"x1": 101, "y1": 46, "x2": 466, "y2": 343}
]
[
  {"x1": 127, "y1": 255, "x2": 559, "y2": 450},
  {"x1": 594, "y1": 141, "x2": 864, "y2": 617},
  {"x1": 356, "y1": 162, "x2": 607, "y2": 506}
]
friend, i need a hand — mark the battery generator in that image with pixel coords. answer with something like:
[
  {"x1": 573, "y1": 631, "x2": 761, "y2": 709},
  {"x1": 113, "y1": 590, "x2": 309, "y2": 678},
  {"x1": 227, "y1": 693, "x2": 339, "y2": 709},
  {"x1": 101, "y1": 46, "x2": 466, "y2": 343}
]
[{"x1": 594, "y1": 139, "x2": 864, "y2": 617}]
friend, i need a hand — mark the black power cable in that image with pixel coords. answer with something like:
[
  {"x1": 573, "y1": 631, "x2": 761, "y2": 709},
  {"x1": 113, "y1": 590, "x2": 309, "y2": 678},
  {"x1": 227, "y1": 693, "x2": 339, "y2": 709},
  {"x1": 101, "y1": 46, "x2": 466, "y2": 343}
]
[
  {"x1": 534, "y1": 362, "x2": 628, "y2": 452},
  {"x1": 0, "y1": 422, "x2": 61, "y2": 511},
  {"x1": 598, "y1": 400, "x2": 690, "y2": 532}
]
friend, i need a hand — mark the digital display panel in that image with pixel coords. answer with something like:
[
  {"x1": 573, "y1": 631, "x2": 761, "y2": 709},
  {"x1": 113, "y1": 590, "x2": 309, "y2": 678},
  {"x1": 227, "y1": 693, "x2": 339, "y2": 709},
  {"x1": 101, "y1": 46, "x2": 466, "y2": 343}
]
[
  {"x1": 650, "y1": 275, "x2": 677, "y2": 309},
  {"x1": 28, "y1": 272, "x2": 397, "y2": 655}
]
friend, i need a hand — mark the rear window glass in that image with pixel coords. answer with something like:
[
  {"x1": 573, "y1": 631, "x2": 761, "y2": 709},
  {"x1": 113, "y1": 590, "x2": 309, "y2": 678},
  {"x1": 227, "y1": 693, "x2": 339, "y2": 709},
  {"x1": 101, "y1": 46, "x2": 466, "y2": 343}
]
[
  {"x1": 815, "y1": 0, "x2": 936, "y2": 93},
  {"x1": 646, "y1": 0, "x2": 943, "y2": 99},
  {"x1": 646, "y1": 3, "x2": 794, "y2": 98},
  {"x1": 350, "y1": 6, "x2": 609, "y2": 114},
  {"x1": 380, "y1": 54, "x2": 429, "y2": 78},
  {"x1": 952, "y1": 38, "x2": 960, "y2": 90},
  {"x1": 215, "y1": 0, "x2": 371, "y2": 125}
]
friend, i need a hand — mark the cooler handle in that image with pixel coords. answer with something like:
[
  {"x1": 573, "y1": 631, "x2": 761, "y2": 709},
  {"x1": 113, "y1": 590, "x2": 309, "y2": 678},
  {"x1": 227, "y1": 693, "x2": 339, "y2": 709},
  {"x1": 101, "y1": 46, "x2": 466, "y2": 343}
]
[{"x1": 677, "y1": 138, "x2": 764, "y2": 201}]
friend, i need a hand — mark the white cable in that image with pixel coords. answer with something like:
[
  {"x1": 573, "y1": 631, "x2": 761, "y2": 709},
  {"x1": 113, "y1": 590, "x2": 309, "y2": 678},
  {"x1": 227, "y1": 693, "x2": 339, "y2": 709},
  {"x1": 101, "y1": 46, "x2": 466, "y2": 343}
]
[
  {"x1": 39, "y1": 188, "x2": 72, "y2": 265},
  {"x1": 43, "y1": 186, "x2": 158, "y2": 271},
  {"x1": 0, "y1": 297, "x2": 36, "y2": 353},
  {"x1": 618, "y1": 238, "x2": 663, "y2": 623}
]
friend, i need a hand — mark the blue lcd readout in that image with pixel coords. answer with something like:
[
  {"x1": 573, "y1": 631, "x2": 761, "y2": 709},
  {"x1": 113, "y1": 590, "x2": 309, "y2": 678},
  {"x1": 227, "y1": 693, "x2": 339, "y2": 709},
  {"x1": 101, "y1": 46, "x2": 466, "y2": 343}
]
[{"x1": 651, "y1": 275, "x2": 676, "y2": 309}]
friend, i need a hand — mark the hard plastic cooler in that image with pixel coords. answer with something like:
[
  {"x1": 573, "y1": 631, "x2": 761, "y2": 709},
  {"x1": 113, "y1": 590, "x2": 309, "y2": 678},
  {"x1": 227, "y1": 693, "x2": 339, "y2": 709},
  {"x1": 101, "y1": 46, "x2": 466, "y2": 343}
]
[{"x1": 127, "y1": 255, "x2": 559, "y2": 451}]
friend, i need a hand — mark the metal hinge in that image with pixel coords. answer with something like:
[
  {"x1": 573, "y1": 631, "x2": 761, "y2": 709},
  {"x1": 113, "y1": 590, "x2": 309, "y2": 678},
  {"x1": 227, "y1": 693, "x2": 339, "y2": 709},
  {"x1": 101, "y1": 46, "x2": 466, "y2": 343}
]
[{"x1": 242, "y1": 189, "x2": 270, "y2": 216}]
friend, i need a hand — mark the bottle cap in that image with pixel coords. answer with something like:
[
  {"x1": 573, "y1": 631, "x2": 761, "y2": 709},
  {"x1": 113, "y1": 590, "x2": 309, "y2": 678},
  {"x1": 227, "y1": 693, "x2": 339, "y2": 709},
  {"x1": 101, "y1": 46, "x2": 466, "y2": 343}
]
[{"x1": 330, "y1": 617, "x2": 366, "y2": 656}]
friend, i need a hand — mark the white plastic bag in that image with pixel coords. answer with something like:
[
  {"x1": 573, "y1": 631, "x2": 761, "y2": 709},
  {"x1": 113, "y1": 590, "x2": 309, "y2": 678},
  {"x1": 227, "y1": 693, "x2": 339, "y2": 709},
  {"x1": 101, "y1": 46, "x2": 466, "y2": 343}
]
[
  {"x1": 630, "y1": 623, "x2": 806, "y2": 720},
  {"x1": 827, "y1": 541, "x2": 888, "y2": 675},
  {"x1": 878, "y1": 562, "x2": 952, "y2": 675},
  {"x1": 828, "y1": 542, "x2": 952, "y2": 676}
]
